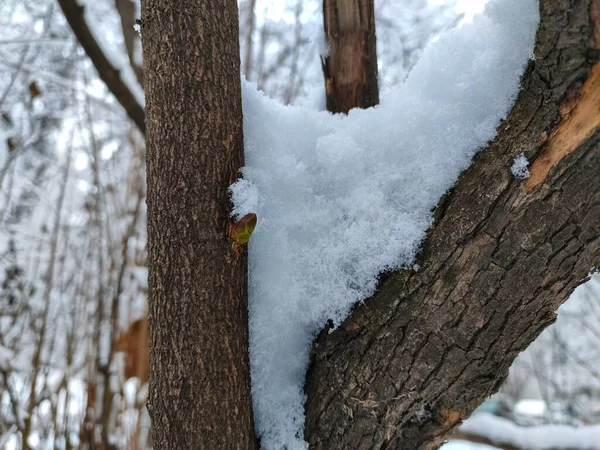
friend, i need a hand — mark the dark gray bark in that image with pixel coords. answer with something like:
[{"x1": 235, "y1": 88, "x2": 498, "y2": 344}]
[
  {"x1": 322, "y1": 0, "x2": 379, "y2": 113},
  {"x1": 141, "y1": 0, "x2": 256, "y2": 448},
  {"x1": 304, "y1": 0, "x2": 600, "y2": 448}
]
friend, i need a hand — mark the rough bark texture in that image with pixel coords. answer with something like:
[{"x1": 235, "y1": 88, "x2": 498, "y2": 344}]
[
  {"x1": 322, "y1": 0, "x2": 379, "y2": 113},
  {"x1": 141, "y1": 0, "x2": 256, "y2": 448},
  {"x1": 305, "y1": 0, "x2": 600, "y2": 448},
  {"x1": 57, "y1": 0, "x2": 146, "y2": 135}
]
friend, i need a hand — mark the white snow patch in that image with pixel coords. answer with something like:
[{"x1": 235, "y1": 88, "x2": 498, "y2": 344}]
[
  {"x1": 231, "y1": 0, "x2": 539, "y2": 448},
  {"x1": 461, "y1": 413, "x2": 600, "y2": 449},
  {"x1": 307, "y1": 21, "x2": 329, "y2": 60},
  {"x1": 317, "y1": 34, "x2": 329, "y2": 59},
  {"x1": 441, "y1": 440, "x2": 498, "y2": 450},
  {"x1": 511, "y1": 152, "x2": 530, "y2": 179},
  {"x1": 514, "y1": 398, "x2": 546, "y2": 417}
]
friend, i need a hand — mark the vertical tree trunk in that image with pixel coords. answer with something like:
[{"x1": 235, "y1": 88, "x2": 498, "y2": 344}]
[
  {"x1": 141, "y1": 0, "x2": 257, "y2": 448},
  {"x1": 322, "y1": 0, "x2": 379, "y2": 113}
]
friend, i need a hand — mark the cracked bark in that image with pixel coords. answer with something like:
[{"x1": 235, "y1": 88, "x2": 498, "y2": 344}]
[
  {"x1": 141, "y1": 0, "x2": 256, "y2": 448},
  {"x1": 304, "y1": 0, "x2": 600, "y2": 448}
]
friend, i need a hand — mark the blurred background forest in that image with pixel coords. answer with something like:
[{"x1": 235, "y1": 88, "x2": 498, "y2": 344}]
[{"x1": 0, "y1": 0, "x2": 599, "y2": 449}]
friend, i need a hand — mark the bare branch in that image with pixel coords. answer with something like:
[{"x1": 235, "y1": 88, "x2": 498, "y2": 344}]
[
  {"x1": 454, "y1": 414, "x2": 600, "y2": 450},
  {"x1": 114, "y1": 0, "x2": 144, "y2": 87},
  {"x1": 57, "y1": 0, "x2": 145, "y2": 135}
]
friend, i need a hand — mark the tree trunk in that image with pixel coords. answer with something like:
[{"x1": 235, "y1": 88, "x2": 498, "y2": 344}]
[
  {"x1": 141, "y1": 0, "x2": 257, "y2": 448},
  {"x1": 304, "y1": 0, "x2": 600, "y2": 448},
  {"x1": 322, "y1": 0, "x2": 379, "y2": 113}
]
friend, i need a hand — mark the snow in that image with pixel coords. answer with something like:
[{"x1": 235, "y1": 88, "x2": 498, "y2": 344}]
[
  {"x1": 456, "y1": 0, "x2": 489, "y2": 23},
  {"x1": 310, "y1": 23, "x2": 329, "y2": 59},
  {"x1": 230, "y1": 0, "x2": 539, "y2": 447},
  {"x1": 511, "y1": 152, "x2": 530, "y2": 179},
  {"x1": 514, "y1": 399, "x2": 546, "y2": 418},
  {"x1": 441, "y1": 440, "x2": 499, "y2": 450},
  {"x1": 461, "y1": 413, "x2": 600, "y2": 449}
]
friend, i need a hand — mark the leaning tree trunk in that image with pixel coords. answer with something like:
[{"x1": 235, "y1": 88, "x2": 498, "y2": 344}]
[
  {"x1": 322, "y1": 0, "x2": 379, "y2": 113},
  {"x1": 304, "y1": 0, "x2": 600, "y2": 448},
  {"x1": 141, "y1": 0, "x2": 257, "y2": 448}
]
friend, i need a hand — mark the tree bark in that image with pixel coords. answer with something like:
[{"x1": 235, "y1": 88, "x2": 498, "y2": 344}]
[
  {"x1": 141, "y1": 0, "x2": 256, "y2": 448},
  {"x1": 304, "y1": 0, "x2": 600, "y2": 448},
  {"x1": 322, "y1": 0, "x2": 379, "y2": 113}
]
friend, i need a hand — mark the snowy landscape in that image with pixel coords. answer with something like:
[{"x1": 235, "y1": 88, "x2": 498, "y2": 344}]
[{"x1": 1, "y1": 0, "x2": 600, "y2": 448}]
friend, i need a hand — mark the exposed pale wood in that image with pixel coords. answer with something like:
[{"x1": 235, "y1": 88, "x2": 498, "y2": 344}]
[{"x1": 527, "y1": 61, "x2": 600, "y2": 189}]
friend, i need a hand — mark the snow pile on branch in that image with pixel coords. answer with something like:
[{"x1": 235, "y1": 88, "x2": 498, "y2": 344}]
[
  {"x1": 230, "y1": 0, "x2": 539, "y2": 447},
  {"x1": 461, "y1": 413, "x2": 600, "y2": 449}
]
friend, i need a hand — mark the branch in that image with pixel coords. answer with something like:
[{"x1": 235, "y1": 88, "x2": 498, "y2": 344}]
[
  {"x1": 304, "y1": 0, "x2": 600, "y2": 448},
  {"x1": 451, "y1": 432, "x2": 519, "y2": 450},
  {"x1": 242, "y1": 0, "x2": 257, "y2": 77},
  {"x1": 114, "y1": 0, "x2": 144, "y2": 87},
  {"x1": 57, "y1": 0, "x2": 145, "y2": 135},
  {"x1": 454, "y1": 414, "x2": 600, "y2": 450}
]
